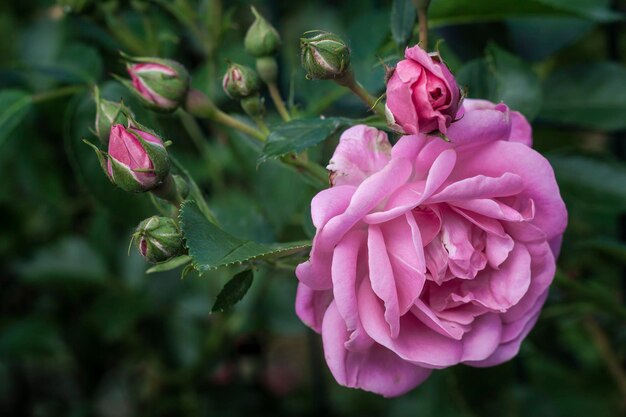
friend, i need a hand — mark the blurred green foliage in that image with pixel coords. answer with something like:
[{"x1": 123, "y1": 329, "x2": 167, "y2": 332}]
[{"x1": 1, "y1": 0, "x2": 626, "y2": 416}]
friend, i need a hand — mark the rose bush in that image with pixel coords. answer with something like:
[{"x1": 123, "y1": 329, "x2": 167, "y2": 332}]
[
  {"x1": 386, "y1": 45, "x2": 461, "y2": 135},
  {"x1": 295, "y1": 99, "x2": 567, "y2": 397}
]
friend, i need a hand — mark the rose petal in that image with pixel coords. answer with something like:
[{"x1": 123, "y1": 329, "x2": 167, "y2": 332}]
[
  {"x1": 327, "y1": 125, "x2": 392, "y2": 186},
  {"x1": 322, "y1": 302, "x2": 432, "y2": 397}
]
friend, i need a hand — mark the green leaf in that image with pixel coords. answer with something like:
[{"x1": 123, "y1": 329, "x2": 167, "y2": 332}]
[
  {"x1": 390, "y1": 0, "x2": 416, "y2": 48},
  {"x1": 541, "y1": 62, "x2": 626, "y2": 131},
  {"x1": 15, "y1": 237, "x2": 107, "y2": 285},
  {"x1": 428, "y1": 0, "x2": 621, "y2": 27},
  {"x1": 258, "y1": 117, "x2": 353, "y2": 163},
  {"x1": 180, "y1": 201, "x2": 311, "y2": 273},
  {"x1": 0, "y1": 90, "x2": 33, "y2": 149},
  {"x1": 146, "y1": 255, "x2": 192, "y2": 274},
  {"x1": 211, "y1": 270, "x2": 254, "y2": 312},
  {"x1": 548, "y1": 154, "x2": 626, "y2": 210},
  {"x1": 457, "y1": 44, "x2": 542, "y2": 120},
  {"x1": 506, "y1": 17, "x2": 594, "y2": 61}
]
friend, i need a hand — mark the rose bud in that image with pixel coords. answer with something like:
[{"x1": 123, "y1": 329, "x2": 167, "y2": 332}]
[
  {"x1": 385, "y1": 46, "x2": 461, "y2": 135},
  {"x1": 300, "y1": 31, "x2": 350, "y2": 80},
  {"x1": 222, "y1": 63, "x2": 261, "y2": 99},
  {"x1": 133, "y1": 216, "x2": 184, "y2": 263},
  {"x1": 121, "y1": 55, "x2": 190, "y2": 112},
  {"x1": 93, "y1": 86, "x2": 130, "y2": 145},
  {"x1": 244, "y1": 6, "x2": 281, "y2": 58},
  {"x1": 99, "y1": 124, "x2": 169, "y2": 193}
]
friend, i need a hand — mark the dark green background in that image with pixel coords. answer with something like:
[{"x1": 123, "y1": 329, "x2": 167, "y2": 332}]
[{"x1": 1, "y1": 0, "x2": 625, "y2": 416}]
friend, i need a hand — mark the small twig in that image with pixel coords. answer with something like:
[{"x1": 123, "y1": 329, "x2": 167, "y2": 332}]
[
  {"x1": 583, "y1": 317, "x2": 626, "y2": 409},
  {"x1": 267, "y1": 82, "x2": 291, "y2": 121}
]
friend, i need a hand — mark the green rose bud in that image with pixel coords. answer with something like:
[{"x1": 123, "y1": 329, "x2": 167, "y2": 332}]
[
  {"x1": 222, "y1": 63, "x2": 261, "y2": 99},
  {"x1": 133, "y1": 216, "x2": 184, "y2": 263},
  {"x1": 93, "y1": 86, "x2": 130, "y2": 145},
  {"x1": 244, "y1": 6, "x2": 281, "y2": 57},
  {"x1": 300, "y1": 31, "x2": 351, "y2": 80}
]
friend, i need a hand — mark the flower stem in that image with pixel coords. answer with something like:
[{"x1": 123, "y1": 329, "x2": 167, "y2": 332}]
[
  {"x1": 335, "y1": 72, "x2": 385, "y2": 117},
  {"x1": 185, "y1": 89, "x2": 327, "y2": 188},
  {"x1": 185, "y1": 89, "x2": 265, "y2": 141},
  {"x1": 583, "y1": 317, "x2": 626, "y2": 408},
  {"x1": 285, "y1": 154, "x2": 328, "y2": 187},
  {"x1": 413, "y1": 0, "x2": 431, "y2": 50},
  {"x1": 31, "y1": 85, "x2": 84, "y2": 104},
  {"x1": 267, "y1": 82, "x2": 291, "y2": 121},
  {"x1": 253, "y1": 116, "x2": 270, "y2": 137}
]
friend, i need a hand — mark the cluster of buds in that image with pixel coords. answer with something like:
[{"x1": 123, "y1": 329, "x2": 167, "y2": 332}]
[
  {"x1": 89, "y1": 93, "x2": 171, "y2": 193},
  {"x1": 88, "y1": 82, "x2": 187, "y2": 263}
]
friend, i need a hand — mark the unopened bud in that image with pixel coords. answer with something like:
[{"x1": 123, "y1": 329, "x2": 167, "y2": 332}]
[
  {"x1": 300, "y1": 31, "x2": 350, "y2": 80},
  {"x1": 222, "y1": 63, "x2": 260, "y2": 99},
  {"x1": 244, "y1": 6, "x2": 281, "y2": 57},
  {"x1": 134, "y1": 216, "x2": 184, "y2": 263},
  {"x1": 87, "y1": 124, "x2": 170, "y2": 193},
  {"x1": 121, "y1": 54, "x2": 190, "y2": 112},
  {"x1": 93, "y1": 86, "x2": 130, "y2": 145}
]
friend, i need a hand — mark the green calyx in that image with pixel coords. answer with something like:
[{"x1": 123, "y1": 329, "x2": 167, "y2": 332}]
[
  {"x1": 300, "y1": 31, "x2": 351, "y2": 80},
  {"x1": 244, "y1": 6, "x2": 281, "y2": 57},
  {"x1": 133, "y1": 216, "x2": 184, "y2": 264}
]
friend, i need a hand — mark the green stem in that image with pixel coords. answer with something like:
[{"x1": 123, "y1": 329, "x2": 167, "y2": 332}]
[
  {"x1": 335, "y1": 72, "x2": 385, "y2": 117},
  {"x1": 267, "y1": 82, "x2": 291, "y2": 121},
  {"x1": 413, "y1": 0, "x2": 431, "y2": 49},
  {"x1": 185, "y1": 89, "x2": 265, "y2": 141},
  {"x1": 32, "y1": 85, "x2": 84, "y2": 104},
  {"x1": 284, "y1": 154, "x2": 328, "y2": 188},
  {"x1": 177, "y1": 110, "x2": 226, "y2": 192},
  {"x1": 151, "y1": 174, "x2": 183, "y2": 208},
  {"x1": 583, "y1": 317, "x2": 626, "y2": 407},
  {"x1": 185, "y1": 90, "x2": 327, "y2": 188},
  {"x1": 253, "y1": 116, "x2": 270, "y2": 137},
  {"x1": 170, "y1": 155, "x2": 219, "y2": 225}
]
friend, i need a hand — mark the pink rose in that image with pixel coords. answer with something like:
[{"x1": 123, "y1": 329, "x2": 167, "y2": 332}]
[
  {"x1": 386, "y1": 46, "x2": 461, "y2": 135},
  {"x1": 295, "y1": 99, "x2": 567, "y2": 397}
]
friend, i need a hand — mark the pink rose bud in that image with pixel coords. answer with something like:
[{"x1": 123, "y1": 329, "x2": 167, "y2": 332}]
[
  {"x1": 102, "y1": 124, "x2": 170, "y2": 193},
  {"x1": 385, "y1": 46, "x2": 461, "y2": 135},
  {"x1": 122, "y1": 56, "x2": 190, "y2": 112},
  {"x1": 296, "y1": 101, "x2": 567, "y2": 397}
]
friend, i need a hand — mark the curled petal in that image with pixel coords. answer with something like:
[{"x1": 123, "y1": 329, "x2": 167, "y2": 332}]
[{"x1": 322, "y1": 302, "x2": 432, "y2": 397}]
